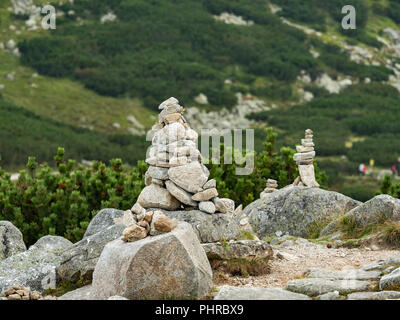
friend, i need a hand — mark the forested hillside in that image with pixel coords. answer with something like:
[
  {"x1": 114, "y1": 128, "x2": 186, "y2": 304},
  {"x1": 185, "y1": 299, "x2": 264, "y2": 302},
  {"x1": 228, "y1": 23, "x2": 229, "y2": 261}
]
[
  {"x1": 0, "y1": 95, "x2": 148, "y2": 168},
  {"x1": 19, "y1": 0, "x2": 393, "y2": 109},
  {"x1": 1, "y1": 0, "x2": 400, "y2": 199}
]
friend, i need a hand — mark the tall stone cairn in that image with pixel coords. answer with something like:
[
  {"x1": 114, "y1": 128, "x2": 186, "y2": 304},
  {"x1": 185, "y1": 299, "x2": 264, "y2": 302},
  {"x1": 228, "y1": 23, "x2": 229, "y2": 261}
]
[
  {"x1": 134, "y1": 97, "x2": 235, "y2": 215},
  {"x1": 293, "y1": 129, "x2": 319, "y2": 188}
]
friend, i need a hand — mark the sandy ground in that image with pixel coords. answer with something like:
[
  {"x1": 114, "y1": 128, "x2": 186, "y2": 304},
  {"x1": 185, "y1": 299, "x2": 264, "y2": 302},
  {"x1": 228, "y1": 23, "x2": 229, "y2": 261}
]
[{"x1": 218, "y1": 242, "x2": 400, "y2": 289}]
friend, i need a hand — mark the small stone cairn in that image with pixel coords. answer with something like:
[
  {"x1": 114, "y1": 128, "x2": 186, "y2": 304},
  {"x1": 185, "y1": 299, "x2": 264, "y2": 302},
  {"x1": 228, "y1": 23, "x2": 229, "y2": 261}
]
[
  {"x1": 0, "y1": 285, "x2": 46, "y2": 300},
  {"x1": 120, "y1": 207, "x2": 178, "y2": 242},
  {"x1": 133, "y1": 97, "x2": 235, "y2": 216},
  {"x1": 293, "y1": 129, "x2": 319, "y2": 187},
  {"x1": 260, "y1": 179, "x2": 278, "y2": 199}
]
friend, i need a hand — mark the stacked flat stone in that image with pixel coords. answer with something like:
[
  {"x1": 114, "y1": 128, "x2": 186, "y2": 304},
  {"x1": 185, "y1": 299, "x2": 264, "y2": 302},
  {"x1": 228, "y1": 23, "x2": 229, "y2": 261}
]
[
  {"x1": 135, "y1": 97, "x2": 235, "y2": 215},
  {"x1": 260, "y1": 179, "x2": 278, "y2": 199},
  {"x1": 293, "y1": 129, "x2": 319, "y2": 188}
]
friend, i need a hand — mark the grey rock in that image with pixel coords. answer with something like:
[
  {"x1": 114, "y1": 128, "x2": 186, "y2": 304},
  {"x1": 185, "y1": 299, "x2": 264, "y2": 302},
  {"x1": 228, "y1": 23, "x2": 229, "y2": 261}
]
[
  {"x1": 203, "y1": 179, "x2": 216, "y2": 189},
  {"x1": 362, "y1": 255, "x2": 400, "y2": 271},
  {"x1": 83, "y1": 208, "x2": 124, "y2": 238},
  {"x1": 214, "y1": 198, "x2": 235, "y2": 214},
  {"x1": 0, "y1": 236, "x2": 73, "y2": 293},
  {"x1": 32, "y1": 235, "x2": 73, "y2": 252},
  {"x1": 295, "y1": 238, "x2": 310, "y2": 245},
  {"x1": 305, "y1": 268, "x2": 381, "y2": 280},
  {"x1": 244, "y1": 186, "x2": 360, "y2": 238},
  {"x1": 380, "y1": 267, "x2": 400, "y2": 290},
  {"x1": 285, "y1": 278, "x2": 372, "y2": 296},
  {"x1": 332, "y1": 240, "x2": 343, "y2": 248},
  {"x1": 57, "y1": 224, "x2": 126, "y2": 283},
  {"x1": 347, "y1": 291, "x2": 400, "y2": 300},
  {"x1": 165, "y1": 180, "x2": 197, "y2": 207},
  {"x1": 384, "y1": 266, "x2": 396, "y2": 274},
  {"x1": 328, "y1": 231, "x2": 343, "y2": 241},
  {"x1": 108, "y1": 295, "x2": 129, "y2": 300},
  {"x1": 321, "y1": 194, "x2": 400, "y2": 236},
  {"x1": 270, "y1": 238, "x2": 281, "y2": 245},
  {"x1": 58, "y1": 285, "x2": 93, "y2": 300},
  {"x1": 92, "y1": 222, "x2": 213, "y2": 300},
  {"x1": 280, "y1": 240, "x2": 294, "y2": 247},
  {"x1": 202, "y1": 240, "x2": 273, "y2": 260},
  {"x1": 192, "y1": 188, "x2": 218, "y2": 202},
  {"x1": 316, "y1": 291, "x2": 341, "y2": 300},
  {"x1": 384, "y1": 27, "x2": 400, "y2": 45},
  {"x1": 158, "y1": 209, "x2": 241, "y2": 243},
  {"x1": 138, "y1": 184, "x2": 180, "y2": 210},
  {"x1": 147, "y1": 166, "x2": 169, "y2": 180},
  {"x1": 214, "y1": 286, "x2": 311, "y2": 300},
  {"x1": 0, "y1": 221, "x2": 26, "y2": 261},
  {"x1": 199, "y1": 201, "x2": 216, "y2": 214}
]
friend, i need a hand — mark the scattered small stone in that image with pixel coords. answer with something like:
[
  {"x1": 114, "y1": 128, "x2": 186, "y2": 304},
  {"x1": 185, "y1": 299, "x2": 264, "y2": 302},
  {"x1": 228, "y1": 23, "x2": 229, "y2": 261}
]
[
  {"x1": 1, "y1": 285, "x2": 44, "y2": 300},
  {"x1": 122, "y1": 224, "x2": 147, "y2": 242}
]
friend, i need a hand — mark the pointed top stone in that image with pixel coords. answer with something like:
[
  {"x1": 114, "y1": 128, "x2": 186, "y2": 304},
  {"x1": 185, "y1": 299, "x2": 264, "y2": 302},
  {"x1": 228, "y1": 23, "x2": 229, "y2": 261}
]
[{"x1": 158, "y1": 97, "x2": 179, "y2": 110}]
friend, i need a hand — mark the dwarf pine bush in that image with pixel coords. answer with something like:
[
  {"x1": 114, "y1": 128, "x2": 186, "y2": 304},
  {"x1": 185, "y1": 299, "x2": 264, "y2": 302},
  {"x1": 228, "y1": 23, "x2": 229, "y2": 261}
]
[
  {"x1": 0, "y1": 148, "x2": 147, "y2": 246},
  {"x1": 0, "y1": 130, "x2": 327, "y2": 245}
]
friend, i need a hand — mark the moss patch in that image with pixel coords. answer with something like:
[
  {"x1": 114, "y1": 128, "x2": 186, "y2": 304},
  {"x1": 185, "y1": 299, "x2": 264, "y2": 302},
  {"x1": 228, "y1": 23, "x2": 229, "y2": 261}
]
[{"x1": 43, "y1": 278, "x2": 91, "y2": 297}]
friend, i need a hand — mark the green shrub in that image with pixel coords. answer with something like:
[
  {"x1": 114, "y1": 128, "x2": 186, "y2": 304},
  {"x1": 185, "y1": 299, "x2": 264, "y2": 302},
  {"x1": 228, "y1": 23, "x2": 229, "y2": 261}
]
[
  {"x1": 0, "y1": 148, "x2": 147, "y2": 246},
  {"x1": 0, "y1": 129, "x2": 327, "y2": 245},
  {"x1": 339, "y1": 185, "x2": 376, "y2": 202}
]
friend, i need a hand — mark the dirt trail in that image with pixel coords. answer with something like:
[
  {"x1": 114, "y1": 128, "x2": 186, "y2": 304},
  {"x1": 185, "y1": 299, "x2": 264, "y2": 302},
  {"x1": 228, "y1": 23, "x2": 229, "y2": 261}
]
[{"x1": 219, "y1": 242, "x2": 399, "y2": 288}]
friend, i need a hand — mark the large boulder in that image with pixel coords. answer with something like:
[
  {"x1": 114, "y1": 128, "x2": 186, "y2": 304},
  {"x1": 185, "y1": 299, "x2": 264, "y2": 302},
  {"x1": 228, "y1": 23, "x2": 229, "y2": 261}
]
[
  {"x1": 57, "y1": 224, "x2": 126, "y2": 282},
  {"x1": 243, "y1": 186, "x2": 360, "y2": 238},
  {"x1": 159, "y1": 209, "x2": 241, "y2": 243},
  {"x1": 83, "y1": 208, "x2": 125, "y2": 238},
  {"x1": 214, "y1": 286, "x2": 311, "y2": 300},
  {"x1": 91, "y1": 222, "x2": 213, "y2": 300},
  {"x1": 0, "y1": 221, "x2": 26, "y2": 261},
  {"x1": 0, "y1": 236, "x2": 72, "y2": 293},
  {"x1": 202, "y1": 240, "x2": 273, "y2": 260},
  {"x1": 321, "y1": 195, "x2": 400, "y2": 236}
]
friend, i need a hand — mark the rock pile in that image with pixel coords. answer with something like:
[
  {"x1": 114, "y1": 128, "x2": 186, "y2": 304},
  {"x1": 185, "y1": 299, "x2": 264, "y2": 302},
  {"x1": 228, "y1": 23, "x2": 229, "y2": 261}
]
[
  {"x1": 121, "y1": 207, "x2": 178, "y2": 242},
  {"x1": 136, "y1": 97, "x2": 235, "y2": 215},
  {"x1": 293, "y1": 129, "x2": 319, "y2": 188},
  {"x1": 260, "y1": 179, "x2": 278, "y2": 199},
  {"x1": 0, "y1": 285, "x2": 42, "y2": 300}
]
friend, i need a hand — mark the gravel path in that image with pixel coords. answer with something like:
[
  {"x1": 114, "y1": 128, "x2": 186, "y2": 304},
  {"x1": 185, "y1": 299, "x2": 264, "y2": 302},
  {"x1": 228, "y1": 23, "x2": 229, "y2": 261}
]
[{"x1": 219, "y1": 242, "x2": 399, "y2": 288}]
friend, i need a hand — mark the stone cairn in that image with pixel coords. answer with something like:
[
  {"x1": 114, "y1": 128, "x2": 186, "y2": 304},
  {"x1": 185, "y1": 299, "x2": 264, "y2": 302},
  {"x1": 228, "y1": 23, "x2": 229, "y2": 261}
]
[
  {"x1": 0, "y1": 285, "x2": 47, "y2": 300},
  {"x1": 123, "y1": 97, "x2": 235, "y2": 242},
  {"x1": 293, "y1": 129, "x2": 319, "y2": 187},
  {"x1": 260, "y1": 179, "x2": 278, "y2": 199}
]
